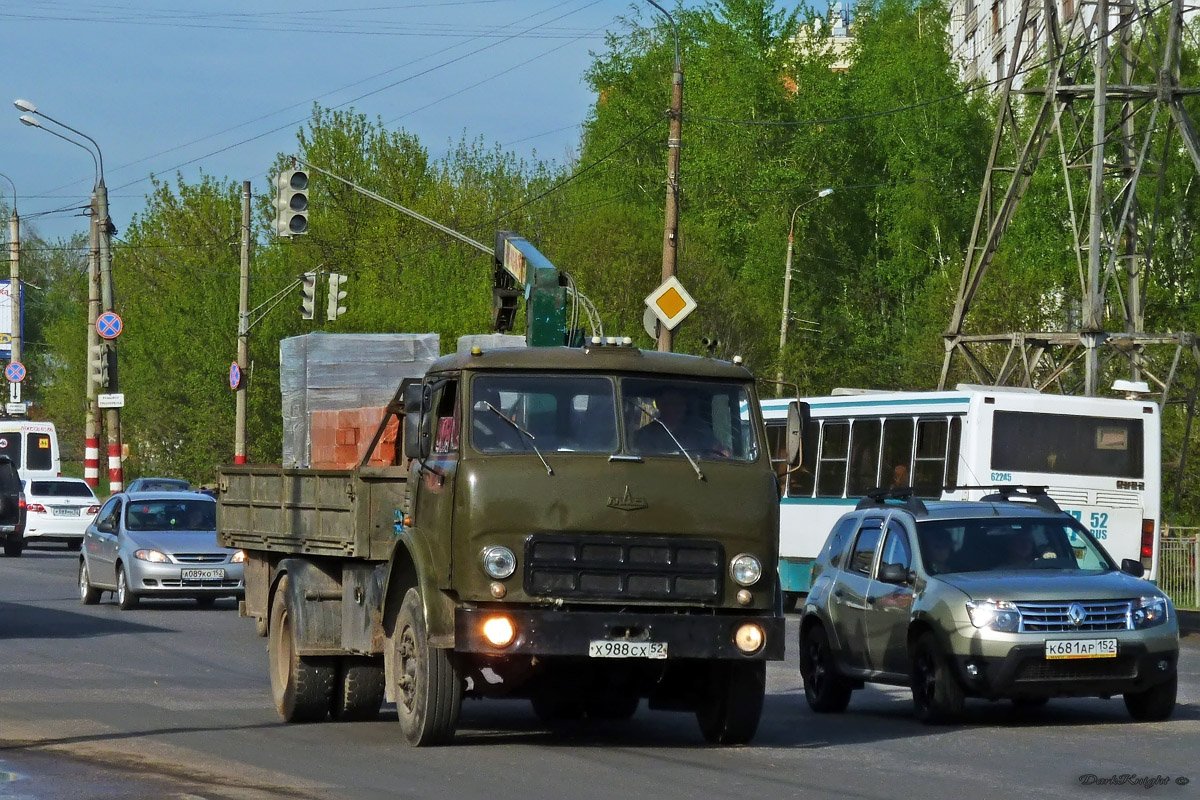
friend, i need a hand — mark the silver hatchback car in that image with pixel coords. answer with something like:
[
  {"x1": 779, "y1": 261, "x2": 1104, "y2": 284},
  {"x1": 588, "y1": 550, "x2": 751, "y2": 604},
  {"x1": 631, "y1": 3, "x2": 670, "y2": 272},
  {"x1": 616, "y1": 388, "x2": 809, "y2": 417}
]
[{"x1": 79, "y1": 491, "x2": 245, "y2": 609}]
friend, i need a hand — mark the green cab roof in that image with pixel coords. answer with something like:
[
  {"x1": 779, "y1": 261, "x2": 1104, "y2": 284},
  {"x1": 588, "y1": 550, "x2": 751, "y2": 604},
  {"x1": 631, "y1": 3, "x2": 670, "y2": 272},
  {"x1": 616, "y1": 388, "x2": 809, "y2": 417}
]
[{"x1": 428, "y1": 346, "x2": 755, "y2": 381}]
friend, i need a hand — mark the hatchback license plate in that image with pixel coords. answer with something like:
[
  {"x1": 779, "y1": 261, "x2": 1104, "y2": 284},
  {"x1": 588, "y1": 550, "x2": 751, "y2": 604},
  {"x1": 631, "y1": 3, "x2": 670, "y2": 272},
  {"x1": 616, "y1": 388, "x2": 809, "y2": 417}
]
[
  {"x1": 51, "y1": 507, "x2": 80, "y2": 517},
  {"x1": 588, "y1": 641, "x2": 667, "y2": 659},
  {"x1": 181, "y1": 568, "x2": 225, "y2": 581},
  {"x1": 1045, "y1": 638, "x2": 1117, "y2": 659}
]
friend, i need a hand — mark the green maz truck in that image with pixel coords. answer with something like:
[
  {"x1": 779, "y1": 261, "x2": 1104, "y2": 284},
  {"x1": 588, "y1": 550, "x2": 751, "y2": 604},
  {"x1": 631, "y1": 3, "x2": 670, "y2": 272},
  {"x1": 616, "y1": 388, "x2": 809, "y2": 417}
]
[{"x1": 218, "y1": 342, "x2": 804, "y2": 746}]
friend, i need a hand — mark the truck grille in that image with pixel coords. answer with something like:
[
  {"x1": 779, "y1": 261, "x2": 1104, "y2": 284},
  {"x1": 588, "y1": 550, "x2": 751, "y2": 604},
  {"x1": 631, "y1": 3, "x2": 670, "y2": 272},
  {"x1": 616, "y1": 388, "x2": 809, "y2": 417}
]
[
  {"x1": 1015, "y1": 656, "x2": 1137, "y2": 682},
  {"x1": 1015, "y1": 600, "x2": 1132, "y2": 632},
  {"x1": 523, "y1": 533, "x2": 724, "y2": 602}
]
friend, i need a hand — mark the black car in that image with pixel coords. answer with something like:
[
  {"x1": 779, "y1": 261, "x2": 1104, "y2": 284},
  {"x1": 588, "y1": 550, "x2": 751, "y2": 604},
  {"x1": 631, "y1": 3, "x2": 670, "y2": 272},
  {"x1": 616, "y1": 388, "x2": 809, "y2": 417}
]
[{"x1": 0, "y1": 456, "x2": 27, "y2": 556}]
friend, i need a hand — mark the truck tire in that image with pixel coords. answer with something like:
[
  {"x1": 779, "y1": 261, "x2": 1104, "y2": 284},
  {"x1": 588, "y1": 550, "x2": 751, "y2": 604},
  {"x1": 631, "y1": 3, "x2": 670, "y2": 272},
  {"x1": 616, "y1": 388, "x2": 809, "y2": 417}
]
[
  {"x1": 3, "y1": 539, "x2": 23, "y2": 557},
  {"x1": 332, "y1": 657, "x2": 386, "y2": 722},
  {"x1": 800, "y1": 624, "x2": 853, "y2": 713},
  {"x1": 910, "y1": 632, "x2": 964, "y2": 724},
  {"x1": 1124, "y1": 674, "x2": 1177, "y2": 721},
  {"x1": 391, "y1": 587, "x2": 462, "y2": 746},
  {"x1": 695, "y1": 661, "x2": 765, "y2": 745},
  {"x1": 116, "y1": 566, "x2": 139, "y2": 610},
  {"x1": 268, "y1": 575, "x2": 335, "y2": 723},
  {"x1": 78, "y1": 559, "x2": 101, "y2": 605}
]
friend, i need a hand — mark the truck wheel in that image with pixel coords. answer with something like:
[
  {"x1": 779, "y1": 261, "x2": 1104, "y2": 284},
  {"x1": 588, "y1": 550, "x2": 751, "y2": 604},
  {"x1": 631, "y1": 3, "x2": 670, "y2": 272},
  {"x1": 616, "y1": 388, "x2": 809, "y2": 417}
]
[
  {"x1": 116, "y1": 566, "x2": 139, "y2": 610},
  {"x1": 695, "y1": 661, "x2": 765, "y2": 745},
  {"x1": 391, "y1": 587, "x2": 462, "y2": 746},
  {"x1": 3, "y1": 540, "x2": 23, "y2": 557},
  {"x1": 332, "y1": 657, "x2": 386, "y2": 722},
  {"x1": 78, "y1": 559, "x2": 101, "y2": 605},
  {"x1": 910, "y1": 632, "x2": 964, "y2": 724},
  {"x1": 800, "y1": 624, "x2": 853, "y2": 713},
  {"x1": 268, "y1": 575, "x2": 335, "y2": 723},
  {"x1": 1124, "y1": 674, "x2": 1177, "y2": 721}
]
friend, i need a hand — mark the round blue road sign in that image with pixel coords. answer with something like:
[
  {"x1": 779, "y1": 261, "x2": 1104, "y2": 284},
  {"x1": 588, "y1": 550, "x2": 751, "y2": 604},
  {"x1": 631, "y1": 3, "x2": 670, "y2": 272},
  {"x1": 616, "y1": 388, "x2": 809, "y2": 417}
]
[
  {"x1": 97, "y1": 312, "x2": 123, "y2": 340},
  {"x1": 5, "y1": 362, "x2": 25, "y2": 383},
  {"x1": 229, "y1": 361, "x2": 242, "y2": 391}
]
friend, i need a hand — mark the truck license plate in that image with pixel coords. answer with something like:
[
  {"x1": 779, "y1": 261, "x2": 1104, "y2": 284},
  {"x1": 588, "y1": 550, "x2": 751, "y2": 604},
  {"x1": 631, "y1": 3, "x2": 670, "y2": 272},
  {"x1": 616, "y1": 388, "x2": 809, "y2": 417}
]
[
  {"x1": 181, "y1": 568, "x2": 225, "y2": 581},
  {"x1": 1045, "y1": 638, "x2": 1117, "y2": 659},
  {"x1": 588, "y1": 641, "x2": 668, "y2": 659}
]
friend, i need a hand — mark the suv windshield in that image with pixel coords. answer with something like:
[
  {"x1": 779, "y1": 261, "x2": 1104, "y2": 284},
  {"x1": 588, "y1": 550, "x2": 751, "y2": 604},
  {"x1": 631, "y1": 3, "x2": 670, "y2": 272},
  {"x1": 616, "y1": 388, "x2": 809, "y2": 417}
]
[
  {"x1": 125, "y1": 500, "x2": 216, "y2": 531},
  {"x1": 916, "y1": 517, "x2": 1114, "y2": 575}
]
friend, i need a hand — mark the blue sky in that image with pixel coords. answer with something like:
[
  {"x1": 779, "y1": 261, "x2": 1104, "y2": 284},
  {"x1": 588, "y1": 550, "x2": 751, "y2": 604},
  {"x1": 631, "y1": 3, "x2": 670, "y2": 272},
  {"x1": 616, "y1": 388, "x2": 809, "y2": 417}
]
[{"x1": 1, "y1": 0, "x2": 696, "y2": 240}]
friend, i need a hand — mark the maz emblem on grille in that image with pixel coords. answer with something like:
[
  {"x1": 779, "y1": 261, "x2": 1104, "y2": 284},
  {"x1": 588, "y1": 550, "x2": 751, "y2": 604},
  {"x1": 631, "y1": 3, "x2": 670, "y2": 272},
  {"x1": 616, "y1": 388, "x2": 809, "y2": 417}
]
[{"x1": 607, "y1": 485, "x2": 648, "y2": 511}]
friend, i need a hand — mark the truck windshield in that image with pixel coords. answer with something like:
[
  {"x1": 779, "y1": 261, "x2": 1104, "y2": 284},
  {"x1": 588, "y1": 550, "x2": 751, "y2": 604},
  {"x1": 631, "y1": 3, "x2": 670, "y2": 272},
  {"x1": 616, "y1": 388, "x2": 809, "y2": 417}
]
[
  {"x1": 470, "y1": 375, "x2": 619, "y2": 454},
  {"x1": 622, "y1": 377, "x2": 758, "y2": 462},
  {"x1": 916, "y1": 517, "x2": 1115, "y2": 575}
]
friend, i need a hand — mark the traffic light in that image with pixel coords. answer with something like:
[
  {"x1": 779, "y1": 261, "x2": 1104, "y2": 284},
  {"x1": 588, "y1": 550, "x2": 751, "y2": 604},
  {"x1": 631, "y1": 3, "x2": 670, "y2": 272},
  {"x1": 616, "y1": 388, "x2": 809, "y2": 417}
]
[
  {"x1": 89, "y1": 343, "x2": 109, "y2": 389},
  {"x1": 274, "y1": 169, "x2": 309, "y2": 237},
  {"x1": 300, "y1": 272, "x2": 317, "y2": 320},
  {"x1": 327, "y1": 273, "x2": 347, "y2": 321}
]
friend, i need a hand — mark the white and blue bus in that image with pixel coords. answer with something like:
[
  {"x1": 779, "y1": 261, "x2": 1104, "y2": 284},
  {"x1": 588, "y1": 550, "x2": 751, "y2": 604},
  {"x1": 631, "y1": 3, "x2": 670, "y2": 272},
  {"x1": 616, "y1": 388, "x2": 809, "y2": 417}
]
[{"x1": 763, "y1": 385, "x2": 1162, "y2": 598}]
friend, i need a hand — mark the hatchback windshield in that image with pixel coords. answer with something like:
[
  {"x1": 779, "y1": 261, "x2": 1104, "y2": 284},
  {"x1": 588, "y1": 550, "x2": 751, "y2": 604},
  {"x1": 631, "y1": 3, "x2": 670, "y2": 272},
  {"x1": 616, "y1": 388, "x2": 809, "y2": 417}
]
[
  {"x1": 31, "y1": 481, "x2": 94, "y2": 498},
  {"x1": 916, "y1": 517, "x2": 1114, "y2": 575},
  {"x1": 125, "y1": 500, "x2": 216, "y2": 531}
]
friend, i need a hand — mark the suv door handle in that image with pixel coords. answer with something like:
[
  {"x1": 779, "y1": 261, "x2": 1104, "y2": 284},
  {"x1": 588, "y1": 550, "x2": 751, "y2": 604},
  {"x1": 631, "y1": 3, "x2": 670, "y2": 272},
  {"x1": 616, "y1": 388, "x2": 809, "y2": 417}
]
[
  {"x1": 833, "y1": 589, "x2": 844, "y2": 599},
  {"x1": 866, "y1": 596, "x2": 876, "y2": 604}
]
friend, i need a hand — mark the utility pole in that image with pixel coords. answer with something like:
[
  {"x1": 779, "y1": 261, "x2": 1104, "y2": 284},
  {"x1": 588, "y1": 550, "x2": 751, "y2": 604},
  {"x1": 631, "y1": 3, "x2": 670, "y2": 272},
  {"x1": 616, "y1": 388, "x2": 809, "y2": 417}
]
[
  {"x1": 235, "y1": 180, "x2": 251, "y2": 465},
  {"x1": 97, "y1": 179, "x2": 122, "y2": 492},
  {"x1": 647, "y1": 0, "x2": 683, "y2": 353},
  {"x1": 7, "y1": 205, "x2": 18, "y2": 378},
  {"x1": 85, "y1": 196, "x2": 101, "y2": 488}
]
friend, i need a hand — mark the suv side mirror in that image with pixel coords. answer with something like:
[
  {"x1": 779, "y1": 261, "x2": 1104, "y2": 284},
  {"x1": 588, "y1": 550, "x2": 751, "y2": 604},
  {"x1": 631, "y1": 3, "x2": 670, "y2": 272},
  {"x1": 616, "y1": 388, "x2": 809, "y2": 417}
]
[
  {"x1": 1120, "y1": 558, "x2": 1145, "y2": 578},
  {"x1": 786, "y1": 401, "x2": 811, "y2": 468},
  {"x1": 878, "y1": 562, "x2": 910, "y2": 585},
  {"x1": 403, "y1": 382, "x2": 431, "y2": 461}
]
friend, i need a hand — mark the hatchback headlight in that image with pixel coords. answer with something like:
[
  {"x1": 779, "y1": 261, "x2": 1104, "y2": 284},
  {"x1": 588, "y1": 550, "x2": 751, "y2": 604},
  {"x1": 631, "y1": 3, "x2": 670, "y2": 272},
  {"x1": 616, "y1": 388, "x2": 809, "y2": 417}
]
[
  {"x1": 134, "y1": 549, "x2": 170, "y2": 563},
  {"x1": 1131, "y1": 596, "x2": 1169, "y2": 629},
  {"x1": 231, "y1": 550, "x2": 246, "y2": 564},
  {"x1": 730, "y1": 554, "x2": 762, "y2": 587},
  {"x1": 481, "y1": 546, "x2": 517, "y2": 580},
  {"x1": 966, "y1": 600, "x2": 1022, "y2": 632}
]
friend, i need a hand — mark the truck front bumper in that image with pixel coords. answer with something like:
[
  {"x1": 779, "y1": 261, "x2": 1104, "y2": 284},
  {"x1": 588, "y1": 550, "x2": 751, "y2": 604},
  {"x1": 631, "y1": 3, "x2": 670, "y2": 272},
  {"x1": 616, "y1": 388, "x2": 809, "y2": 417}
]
[{"x1": 455, "y1": 607, "x2": 785, "y2": 660}]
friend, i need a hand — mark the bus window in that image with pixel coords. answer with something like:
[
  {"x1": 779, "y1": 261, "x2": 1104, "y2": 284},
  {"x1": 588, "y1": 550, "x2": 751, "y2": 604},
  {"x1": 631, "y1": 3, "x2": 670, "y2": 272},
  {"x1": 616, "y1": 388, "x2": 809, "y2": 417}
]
[
  {"x1": 817, "y1": 421, "x2": 850, "y2": 497},
  {"x1": 991, "y1": 411, "x2": 1144, "y2": 478},
  {"x1": 787, "y1": 419, "x2": 819, "y2": 498},
  {"x1": 881, "y1": 418, "x2": 914, "y2": 489},
  {"x1": 26, "y1": 434, "x2": 53, "y2": 472},
  {"x1": 946, "y1": 416, "x2": 963, "y2": 489},
  {"x1": 913, "y1": 419, "x2": 949, "y2": 498},
  {"x1": 847, "y1": 419, "x2": 882, "y2": 496},
  {"x1": 0, "y1": 434, "x2": 21, "y2": 470}
]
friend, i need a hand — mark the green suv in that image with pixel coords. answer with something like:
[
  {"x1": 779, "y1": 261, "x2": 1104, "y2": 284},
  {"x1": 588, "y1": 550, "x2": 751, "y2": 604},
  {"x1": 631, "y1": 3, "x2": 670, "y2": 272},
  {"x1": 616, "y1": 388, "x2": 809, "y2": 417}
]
[{"x1": 799, "y1": 487, "x2": 1179, "y2": 723}]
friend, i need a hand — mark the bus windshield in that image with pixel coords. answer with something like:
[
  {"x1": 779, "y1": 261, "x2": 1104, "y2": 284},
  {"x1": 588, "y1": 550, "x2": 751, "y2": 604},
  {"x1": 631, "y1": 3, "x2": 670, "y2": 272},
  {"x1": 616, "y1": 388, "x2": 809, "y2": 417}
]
[
  {"x1": 916, "y1": 517, "x2": 1115, "y2": 575},
  {"x1": 991, "y1": 411, "x2": 1144, "y2": 478}
]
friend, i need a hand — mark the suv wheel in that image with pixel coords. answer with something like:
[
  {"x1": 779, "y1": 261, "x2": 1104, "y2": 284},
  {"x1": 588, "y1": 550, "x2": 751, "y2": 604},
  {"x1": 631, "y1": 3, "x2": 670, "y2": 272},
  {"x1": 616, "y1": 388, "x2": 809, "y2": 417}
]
[
  {"x1": 799, "y1": 624, "x2": 853, "y2": 713},
  {"x1": 1124, "y1": 674, "x2": 1176, "y2": 722},
  {"x1": 910, "y1": 632, "x2": 964, "y2": 724}
]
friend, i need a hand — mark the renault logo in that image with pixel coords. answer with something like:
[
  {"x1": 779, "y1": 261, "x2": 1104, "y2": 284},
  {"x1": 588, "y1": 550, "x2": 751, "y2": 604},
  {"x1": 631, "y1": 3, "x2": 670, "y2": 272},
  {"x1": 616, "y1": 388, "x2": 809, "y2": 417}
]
[
  {"x1": 1068, "y1": 603, "x2": 1087, "y2": 628},
  {"x1": 607, "y1": 485, "x2": 648, "y2": 511}
]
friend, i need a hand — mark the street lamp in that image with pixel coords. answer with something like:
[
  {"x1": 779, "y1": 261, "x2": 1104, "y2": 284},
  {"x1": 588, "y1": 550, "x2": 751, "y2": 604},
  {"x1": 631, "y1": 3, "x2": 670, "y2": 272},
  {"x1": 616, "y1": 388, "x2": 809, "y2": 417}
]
[
  {"x1": 776, "y1": 187, "x2": 834, "y2": 395},
  {"x1": 15, "y1": 100, "x2": 116, "y2": 491}
]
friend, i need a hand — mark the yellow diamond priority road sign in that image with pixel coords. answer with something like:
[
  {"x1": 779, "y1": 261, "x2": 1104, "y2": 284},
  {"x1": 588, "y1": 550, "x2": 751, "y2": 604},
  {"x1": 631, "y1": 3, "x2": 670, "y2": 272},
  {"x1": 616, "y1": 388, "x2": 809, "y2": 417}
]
[{"x1": 644, "y1": 276, "x2": 697, "y2": 331}]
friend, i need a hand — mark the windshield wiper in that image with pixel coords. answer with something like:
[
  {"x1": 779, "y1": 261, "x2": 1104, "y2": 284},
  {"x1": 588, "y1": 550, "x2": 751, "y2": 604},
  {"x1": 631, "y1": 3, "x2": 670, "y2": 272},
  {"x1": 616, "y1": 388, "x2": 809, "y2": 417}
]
[
  {"x1": 644, "y1": 412, "x2": 705, "y2": 481},
  {"x1": 484, "y1": 402, "x2": 553, "y2": 476}
]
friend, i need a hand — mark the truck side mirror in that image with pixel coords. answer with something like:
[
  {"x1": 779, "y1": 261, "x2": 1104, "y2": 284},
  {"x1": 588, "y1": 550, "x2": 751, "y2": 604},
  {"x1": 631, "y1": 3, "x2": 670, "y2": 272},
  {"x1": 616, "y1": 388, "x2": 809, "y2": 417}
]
[
  {"x1": 786, "y1": 401, "x2": 811, "y2": 468},
  {"x1": 403, "y1": 383, "x2": 431, "y2": 461}
]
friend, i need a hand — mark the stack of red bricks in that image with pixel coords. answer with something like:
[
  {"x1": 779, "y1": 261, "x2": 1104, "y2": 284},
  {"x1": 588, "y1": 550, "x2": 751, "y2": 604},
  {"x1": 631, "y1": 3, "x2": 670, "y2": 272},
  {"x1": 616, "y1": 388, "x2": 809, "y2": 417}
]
[{"x1": 309, "y1": 406, "x2": 400, "y2": 469}]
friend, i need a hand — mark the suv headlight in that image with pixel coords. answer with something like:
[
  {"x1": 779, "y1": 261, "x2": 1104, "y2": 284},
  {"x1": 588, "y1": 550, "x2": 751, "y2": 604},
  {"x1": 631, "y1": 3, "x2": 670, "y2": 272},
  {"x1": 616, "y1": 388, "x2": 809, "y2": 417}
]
[
  {"x1": 1131, "y1": 596, "x2": 1169, "y2": 629},
  {"x1": 966, "y1": 600, "x2": 1022, "y2": 632},
  {"x1": 729, "y1": 554, "x2": 762, "y2": 586},
  {"x1": 481, "y1": 546, "x2": 517, "y2": 580}
]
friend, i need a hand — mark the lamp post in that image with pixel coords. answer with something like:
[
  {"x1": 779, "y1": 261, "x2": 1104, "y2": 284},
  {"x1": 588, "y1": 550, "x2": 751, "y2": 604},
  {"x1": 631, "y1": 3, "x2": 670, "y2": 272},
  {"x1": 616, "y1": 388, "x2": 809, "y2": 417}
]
[
  {"x1": 0, "y1": 172, "x2": 18, "y2": 406},
  {"x1": 776, "y1": 188, "x2": 833, "y2": 395},
  {"x1": 16, "y1": 100, "x2": 117, "y2": 490}
]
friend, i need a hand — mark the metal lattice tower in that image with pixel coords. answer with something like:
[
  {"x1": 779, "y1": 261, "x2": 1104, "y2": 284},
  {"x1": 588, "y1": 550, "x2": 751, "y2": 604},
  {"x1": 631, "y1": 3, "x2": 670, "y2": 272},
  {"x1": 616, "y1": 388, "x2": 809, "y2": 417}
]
[{"x1": 940, "y1": 0, "x2": 1200, "y2": 407}]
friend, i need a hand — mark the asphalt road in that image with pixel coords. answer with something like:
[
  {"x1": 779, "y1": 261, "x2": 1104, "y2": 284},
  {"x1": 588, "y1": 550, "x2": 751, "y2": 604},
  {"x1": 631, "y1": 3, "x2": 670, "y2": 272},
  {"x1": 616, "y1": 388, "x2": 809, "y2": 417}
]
[{"x1": 1, "y1": 548, "x2": 1197, "y2": 800}]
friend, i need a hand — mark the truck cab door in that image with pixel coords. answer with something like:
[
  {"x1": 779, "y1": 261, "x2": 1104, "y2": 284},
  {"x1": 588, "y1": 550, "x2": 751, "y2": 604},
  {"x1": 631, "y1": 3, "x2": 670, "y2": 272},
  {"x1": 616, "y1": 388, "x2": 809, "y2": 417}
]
[{"x1": 411, "y1": 379, "x2": 459, "y2": 550}]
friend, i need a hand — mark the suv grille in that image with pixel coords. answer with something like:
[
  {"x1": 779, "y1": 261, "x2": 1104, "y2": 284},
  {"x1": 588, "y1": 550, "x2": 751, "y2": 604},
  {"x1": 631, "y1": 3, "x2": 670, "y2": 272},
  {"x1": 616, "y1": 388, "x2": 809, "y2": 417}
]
[
  {"x1": 1015, "y1": 600, "x2": 1132, "y2": 632},
  {"x1": 523, "y1": 533, "x2": 724, "y2": 602},
  {"x1": 1015, "y1": 656, "x2": 1138, "y2": 682}
]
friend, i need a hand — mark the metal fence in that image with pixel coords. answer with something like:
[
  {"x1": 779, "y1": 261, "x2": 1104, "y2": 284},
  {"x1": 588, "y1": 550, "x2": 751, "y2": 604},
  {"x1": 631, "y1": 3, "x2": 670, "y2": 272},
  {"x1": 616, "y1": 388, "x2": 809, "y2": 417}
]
[{"x1": 1159, "y1": 536, "x2": 1199, "y2": 610}]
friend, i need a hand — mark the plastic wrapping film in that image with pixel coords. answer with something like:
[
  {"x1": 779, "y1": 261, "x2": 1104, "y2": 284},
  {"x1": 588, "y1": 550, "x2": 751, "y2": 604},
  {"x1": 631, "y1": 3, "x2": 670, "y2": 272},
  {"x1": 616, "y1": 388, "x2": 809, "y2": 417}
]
[
  {"x1": 280, "y1": 332, "x2": 441, "y2": 467},
  {"x1": 456, "y1": 333, "x2": 527, "y2": 353}
]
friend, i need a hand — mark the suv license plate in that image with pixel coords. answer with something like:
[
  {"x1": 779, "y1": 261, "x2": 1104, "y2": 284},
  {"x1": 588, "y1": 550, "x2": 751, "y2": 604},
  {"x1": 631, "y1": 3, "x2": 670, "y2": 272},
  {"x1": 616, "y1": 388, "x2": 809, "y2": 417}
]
[
  {"x1": 1045, "y1": 638, "x2": 1117, "y2": 659},
  {"x1": 181, "y1": 568, "x2": 225, "y2": 581},
  {"x1": 588, "y1": 641, "x2": 668, "y2": 659}
]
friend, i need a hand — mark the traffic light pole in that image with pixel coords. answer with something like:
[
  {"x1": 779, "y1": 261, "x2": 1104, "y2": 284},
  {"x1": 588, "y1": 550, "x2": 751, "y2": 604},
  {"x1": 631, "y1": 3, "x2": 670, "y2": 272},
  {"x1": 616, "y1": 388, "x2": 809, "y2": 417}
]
[
  {"x1": 235, "y1": 181, "x2": 250, "y2": 465},
  {"x1": 97, "y1": 179, "x2": 122, "y2": 492},
  {"x1": 85, "y1": 197, "x2": 101, "y2": 488}
]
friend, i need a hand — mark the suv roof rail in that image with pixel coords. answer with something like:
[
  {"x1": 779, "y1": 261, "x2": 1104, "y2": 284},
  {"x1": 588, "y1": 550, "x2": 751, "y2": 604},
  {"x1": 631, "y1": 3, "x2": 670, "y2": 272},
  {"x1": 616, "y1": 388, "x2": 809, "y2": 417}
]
[
  {"x1": 855, "y1": 488, "x2": 929, "y2": 516},
  {"x1": 955, "y1": 484, "x2": 1062, "y2": 513}
]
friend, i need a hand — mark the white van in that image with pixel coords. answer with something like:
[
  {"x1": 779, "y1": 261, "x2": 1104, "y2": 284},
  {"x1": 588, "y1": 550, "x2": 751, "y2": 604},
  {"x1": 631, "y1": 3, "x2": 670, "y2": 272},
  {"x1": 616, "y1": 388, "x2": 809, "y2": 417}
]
[{"x1": 0, "y1": 420, "x2": 61, "y2": 482}]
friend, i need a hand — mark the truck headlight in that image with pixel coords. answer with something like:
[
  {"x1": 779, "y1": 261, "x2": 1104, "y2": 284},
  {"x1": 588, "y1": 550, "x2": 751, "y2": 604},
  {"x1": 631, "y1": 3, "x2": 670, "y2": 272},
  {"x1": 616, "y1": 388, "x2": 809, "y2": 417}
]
[
  {"x1": 966, "y1": 600, "x2": 1021, "y2": 632},
  {"x1": 729, "y1": 554, "x2": 762, "y2": 586},
  {"x1": 1131, "y1": 596, "x2": 1169, "y2": 629},
  {"x1": 134, "y1": 549, "x2": 170, "y2": 563},
  {"x1": 481, "y1": 546, "x2": 517, "y2": 580}
]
